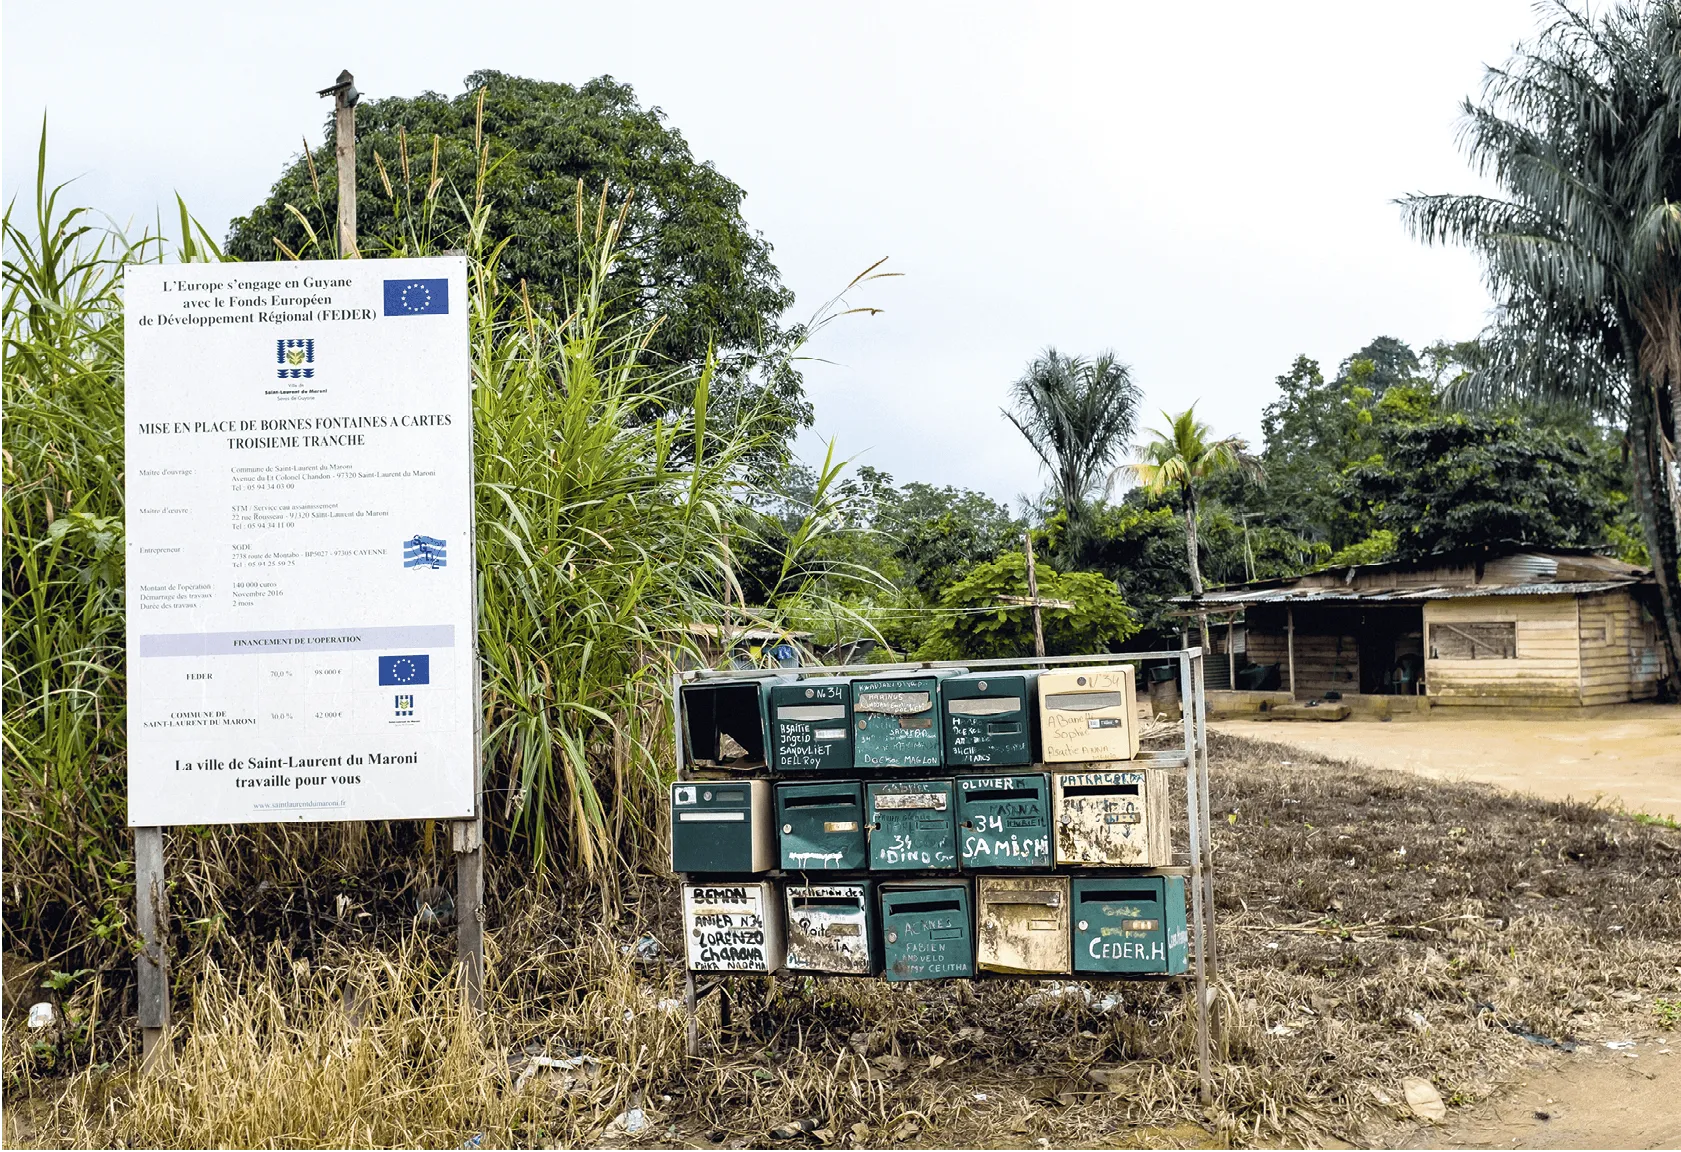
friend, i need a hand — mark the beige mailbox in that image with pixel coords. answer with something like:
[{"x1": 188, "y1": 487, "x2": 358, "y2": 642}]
[
  {"x1": 1051, "y1": 768, "x2": 1171, "y2": 867},
  {"x1": 976, "y1": 875, "x2": 1071, "y2": 974},
  {"x1": 1037, "y1": 665, "x2": 1139, "y2": 762}
]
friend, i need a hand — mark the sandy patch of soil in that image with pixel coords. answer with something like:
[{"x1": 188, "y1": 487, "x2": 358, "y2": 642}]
[{"x1": 1212, "y1": 704, "x2": 1681, "y2": 818}]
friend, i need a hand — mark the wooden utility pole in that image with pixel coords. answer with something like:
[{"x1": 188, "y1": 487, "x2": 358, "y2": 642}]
[
  {"x1": 1023, "y1": 531, "x2": 1047, "y2": 659},
  {"x1": 318, "y1": 70, "x2": 360, "y2": 257}
]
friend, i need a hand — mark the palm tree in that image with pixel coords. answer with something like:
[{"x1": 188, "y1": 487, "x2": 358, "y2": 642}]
[
  {"x1": 1400, "y1": 0, "x2": 1681, "y2": 685},
  {"x1": 1004, "y1": 348, "x2": 1142, "y2": 554},
  {"x1": 1127, "y1": 407, "x2": 1258, "y2": 653}
]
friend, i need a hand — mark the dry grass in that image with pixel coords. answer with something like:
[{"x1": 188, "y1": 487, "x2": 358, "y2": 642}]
[{"x1": 6, "y1": 732, "x2": 1678, "y2": 1149}]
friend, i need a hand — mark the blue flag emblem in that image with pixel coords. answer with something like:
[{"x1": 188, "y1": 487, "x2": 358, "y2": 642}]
[
  {"x1": 378, "y1": 655, "x2": 430, "y2": 686},
  {"x1": 403, "y1": 535, "x2": 447, "y2": 569},
  {"x1": 383, "y1": 278, "x2": 450, "y2": 316}
]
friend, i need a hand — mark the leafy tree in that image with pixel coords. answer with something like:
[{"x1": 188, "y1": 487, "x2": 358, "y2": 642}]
[
  {"x1": 1126, "y1": 407, "x2": 1258, "y2": 651},
  {"x1": 1401, "y1": 0, "x2": 1681, "y2": 682},
  {"x1": 227, "y1": 71, "x2": 805, "y2": 447},
  {"x1": 1341, "y1": 413, "x2": 1613, "y2": 559},
  {"x1": 916, "y1": 552, "x2": 1137, "y2": 660},
  {"x1": 1337, "y1": 336, "x2": 1419, "y2": 393},
  {"x1": 1004, "y1": 348, "x2": 1141, "y2": 552},
  {"x1": 875, "y1": 480, "x2": 1021, "y2": 598}
]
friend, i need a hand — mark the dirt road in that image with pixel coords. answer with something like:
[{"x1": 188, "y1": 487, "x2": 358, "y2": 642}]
[{"x1": 1212, "y1": 704, "x2": 1681, "y2": 819}]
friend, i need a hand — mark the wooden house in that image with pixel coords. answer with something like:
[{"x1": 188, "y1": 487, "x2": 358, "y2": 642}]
[{"x1": 1182, "y1": 551, "x2": 1668, "y2": 707}]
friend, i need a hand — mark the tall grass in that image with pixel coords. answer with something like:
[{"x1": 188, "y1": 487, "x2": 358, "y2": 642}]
[{"x1": 1, "y1": 114, "x2": 836, "y2": 991}]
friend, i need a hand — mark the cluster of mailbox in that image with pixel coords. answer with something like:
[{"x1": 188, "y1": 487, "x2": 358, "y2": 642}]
[{"x1": 674, "y1": 665, "x2": 1189, "y2": 982}]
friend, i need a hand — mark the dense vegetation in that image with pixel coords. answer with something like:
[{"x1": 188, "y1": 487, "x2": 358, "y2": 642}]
[{"x1": 229, "y1": 72, "x2": 807, "y2": 456}]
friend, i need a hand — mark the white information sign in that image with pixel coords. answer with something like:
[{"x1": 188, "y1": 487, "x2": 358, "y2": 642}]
[{"x1": 124, "y1": 256, "x2": 476, "y2": 825}]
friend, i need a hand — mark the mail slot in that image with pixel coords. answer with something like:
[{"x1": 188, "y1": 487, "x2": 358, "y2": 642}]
[
  {"x1": 776, "y1": 780, "x2": 868, "y2": 872},
  {"x1": 867, "y1": 779, "x2": 957, "y2": 870},
  {"x1": 942, "y1": 672, "x2": 1039, "y2": 767},
  {"x1": 1051, "y1": 768, "x2": 1171, "y2": 867},
  {"x1": 683, "y1": 881, "x2": 785, "y2": 973},
  {"x1": 771, "y1": 677, "x2": 853, "y2": 773},
  {"x1": 1072, "y1": 875, "x2": 1188, "y2": 975},
  {"x1": 1038, "y1": 665, "x2": 1139, "y2": 763},
  {"x1": 976, "y1": 875, "x2": 1071, "y2": 974},
  {"x1": 852, "y1": 670, "x2": 961, "y2": 768},
  {"x1": 669, "y1": 779, "x2": 774, "y2": 874},
  {"x1": 785, "y1": 882, "x2": 878, "y2": 974},
  {"x1": 681, "y1": 677, "x2": 784, "y2": 771},
  {"x1": 955, "y1": 773, "x2": 1052, "y2": 868},
  {"x1": 880, "y1": 881, "x2": 973, "y2": 980}
]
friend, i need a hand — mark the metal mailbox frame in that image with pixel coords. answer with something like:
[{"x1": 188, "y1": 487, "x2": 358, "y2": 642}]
[{"x1": 672, "y1": 647, "x2": 1217, "y2": 1104}]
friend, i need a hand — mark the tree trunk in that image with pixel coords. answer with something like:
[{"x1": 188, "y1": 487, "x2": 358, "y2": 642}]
[
  {"x1": 1183, "y1": 487, "x2": 1210, "y2": 655},
  {"x1": 1629, "y1": 382, "x2": 1681, "y2": 694}
]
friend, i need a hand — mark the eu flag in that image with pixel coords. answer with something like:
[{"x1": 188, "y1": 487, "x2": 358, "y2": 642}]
[
  {"x1": 383, "y1": 278, "x2": 449, "y2": 316},
  {"x1": 378, "y1": 654, "x2": 430, "y2": 686}
]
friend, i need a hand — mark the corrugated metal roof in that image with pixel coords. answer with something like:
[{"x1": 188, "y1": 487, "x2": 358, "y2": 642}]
[{"x1": 1172, "y1": 579, "x2": 1640, "y2": 607}]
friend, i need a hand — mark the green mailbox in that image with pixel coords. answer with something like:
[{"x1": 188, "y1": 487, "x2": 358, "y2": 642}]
[
  {"x1": 852, "y1": 670, "x2": 961, "y2": 768},
  {"x1": 680, "y1": 677, "x2": 783, "y2": 771},
  {"x1": 1072, "y1": 875, "x2": 1188, "y2": 975},
  {"x1": 867, "y1": 779, "x2": 957, "y2": 870},
  {"x1": 669, "y1": 780, "x2": 774, "y2": 874},
  {"x1": 880, "y1": 882, "x2": 973, "y2": 980},
  {"x1": 955, "y1": 773, "x2": 1052, "y2": 869},
  {"x1": 770, "y1": 678, "x2": 852, "y2": 773},
  {"x1": 941, "y1": 672, "x2": 1038, "y2": 767},
  {"x1": 775, "y1": 781, "x2": 868, "y2": 872}
]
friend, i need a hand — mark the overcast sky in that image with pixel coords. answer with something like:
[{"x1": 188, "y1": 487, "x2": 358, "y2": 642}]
[{"x1": 3, "y1": 1, "x2": 1535, "y2": 506}]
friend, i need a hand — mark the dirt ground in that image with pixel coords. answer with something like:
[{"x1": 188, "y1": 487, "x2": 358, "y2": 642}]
[
  {"x1": 1394, "y1": 1034, "x2": 1681, "y2": 1149},
  {"x1": 1212, "y1": 703, "x2": 1681, "y2": 819},
  {"x1": 9, "y1": 733, "x2": 1678, "y2": 1149}
]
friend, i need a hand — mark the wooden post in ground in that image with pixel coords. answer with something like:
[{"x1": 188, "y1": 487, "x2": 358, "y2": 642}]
[
  {"x1": 1024, "y1": 531, "x2": 1046, "y2": 659},
  {"x1": 318, "y1": 70, "x2": 360, "y2": 256},
  {"x1": 1286, "y1": 604, "x2": 1296, "y2": 699},
  {"x1": 1226, "y1": 618, "x2": 1236, "y2": 689},
  {"x1": 453, "y1": 816, "x2": 485, "y2": 1010},
  {"x1": 134, "y1": 826, "x2": 169, "y2": 1070}
]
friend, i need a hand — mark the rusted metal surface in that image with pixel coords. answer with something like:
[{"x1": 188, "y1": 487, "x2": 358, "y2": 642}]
[
  {"x1": 976, "y1": 875, "x2": 1070, "y2": 974},
  {"x1": 1052, "y1": 767, "x2": 1171, "y2": 866}
]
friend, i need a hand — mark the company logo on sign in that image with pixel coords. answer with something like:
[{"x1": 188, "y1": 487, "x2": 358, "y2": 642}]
[
  {"x1": 378, "y1": 655, "x2": 430, "y2": 686},
  {"x1": 383, "y1": 279, "x2": 450, "y2": 316},
  {"x1": 394, "y1": 693, "x2": 415, "y2": 717},
  {"x1": 403, "y1": 535, "x2": 447, "y2": 569},
  {"x1": 276, "y1": 338, "x2": 315, "y2": 378}
]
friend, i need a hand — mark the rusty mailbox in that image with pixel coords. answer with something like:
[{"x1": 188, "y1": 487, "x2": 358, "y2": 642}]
[
  {"x1": 1072, "y1": 875, "x2": 1188, "y2": 975},
  {"x1": 1037, "y1": 664, "x2": 1139, "y2": 763},
  {"x1": 682, "y1": 881, "x2": 785, "y2": 973},
  {"x1": 941, "y1": 672, "x2": 1038, "y2": 767},
  {"x1": 1051, "y1": 768, "x2": 1171, "y2": 867},
  {"x1": 770, "y1": 677, "x2": 853, "y2": 773},
  {"x1": 955, "y1": 773, "x2": 1052, "y2": 868},
  {"x1": 775, "y1": 780, "x2": 868, "y2": 872},
  {"x1": 880, "y1": 881, "x2": 974, "y2": 981},
  {"x1": 784, "y1": 882, "x2": 878, "y2": 975},
  {"x1": 852, "y1": 670, "x2": 961, "y2": 768},
  {"x1": 669, "y1": 780, "x2": 775, "y2": 874},
  {"x1": 975, "y1": 875, "x2": 1071, "y2": 974},
  {"x1": 867, "y1": 779, "x2": 958, "y2": 870}
]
